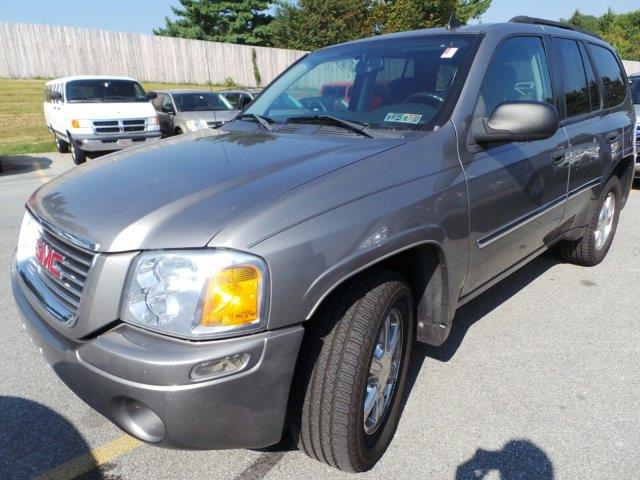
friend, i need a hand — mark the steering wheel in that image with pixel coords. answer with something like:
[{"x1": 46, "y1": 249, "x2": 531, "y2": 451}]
[
  {"x1": 301, "y1": 97, "x2": 328, "y2": 112},
  {"x1": 403, "y1": 91, "x2": 444, "y2": 108}
]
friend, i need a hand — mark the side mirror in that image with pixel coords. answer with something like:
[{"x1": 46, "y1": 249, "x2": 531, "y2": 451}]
[
  {"x1": 147, "y1": 91, "x2": 158, "y2": 100},
  {"x1": 50, "y1": 91, "x2": 62, "y2": 101},
  {"x1": 474, "y1": 101, "x2": 559, "y2": 145},
  {"x1": 162, "y1": 105, "x2": 175, "y2": 114}
]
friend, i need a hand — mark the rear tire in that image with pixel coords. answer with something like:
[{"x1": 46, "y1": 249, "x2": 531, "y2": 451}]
[
  {"x1": 290, "y1": 269, "x2": 414, "y2": 472},
  {"x1": 54, "y1": 135, "x2": 69, "y2": 153},
  {"x1": 560, "y1": 176, "x2": 621, "y2": 266},
  {"x1": 174, "y1": 127, "x2": 183, "y2": 135},
  {"x1": 69, "y1": 136, "x2": 87, "y2": 165}
]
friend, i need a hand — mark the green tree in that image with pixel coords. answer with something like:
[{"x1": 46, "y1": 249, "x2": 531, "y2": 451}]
[
  {"x1": 371, "y1": 0, "x2": 491, "y2": 34},
  {"x1": 154, "y1": 0, "x2": 273, "y2": 46},
  {"x1": 562, "y1": 7, "x2": 640, "y2": 61},
  {"x1": 270, "y1": 0, "x2": 491, "y2": 51},
  {"x1": 270, "y1": 0, "x2": 376, "y2": 51}
]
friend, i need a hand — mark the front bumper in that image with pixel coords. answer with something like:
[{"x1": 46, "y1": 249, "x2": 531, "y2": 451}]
[
  {"x1": 72, "y1": 132, "x2": 161, "y2": 152},
  {"x1": 11, "y1": 264, "x2": 303, "y2": 449}
]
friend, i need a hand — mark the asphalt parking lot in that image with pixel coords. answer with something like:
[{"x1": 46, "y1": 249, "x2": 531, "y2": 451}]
[{"x1": 0, "y1": 152, "x2": 639, "y2": 480}]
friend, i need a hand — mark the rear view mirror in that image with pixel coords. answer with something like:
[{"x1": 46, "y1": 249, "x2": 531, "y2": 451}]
[
  {"x1": 355, "y1": 55, "x2": 385, "y2": 75},
  {"x1": 147, "y1": 91, "x2": 158, "y2": 100},
  {"x1": 162, "y1": 105, "x2": 175, "y2": 114},
  {"x1": 474, "y1": 101, "x2": 559, "y2": 145},
  {"x1": 50, "y1": 91, "x2": 62, "y2": 101}
]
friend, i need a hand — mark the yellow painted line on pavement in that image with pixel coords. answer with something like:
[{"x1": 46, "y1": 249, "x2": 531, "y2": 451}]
[
  {"x1": 34, "y1": 434, "x2": 143, "y2": 480},
  {"x1": 34, "y1": 166, "x2": 51, "y2": 184}
]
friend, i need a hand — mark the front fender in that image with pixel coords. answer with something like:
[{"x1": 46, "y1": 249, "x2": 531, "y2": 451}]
[{"x1": 250, "y1": 169, "x2": 469, "y2": 331}]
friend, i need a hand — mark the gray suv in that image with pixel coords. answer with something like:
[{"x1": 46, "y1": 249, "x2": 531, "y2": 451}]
[
  {"x1": 11, "y1": 17, "x2": 636, "y2": 472},
  {"x1": 151, "y1": 90, "x2": 239, "y2": 136}
]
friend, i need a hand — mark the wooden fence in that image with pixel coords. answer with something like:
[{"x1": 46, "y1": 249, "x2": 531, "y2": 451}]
[
  {"x1": 0, "y1": 22, "x2": 307, "y2": 86},
  {"x1": 0, "y1": 22, "x2": 639, "y2": 86}
]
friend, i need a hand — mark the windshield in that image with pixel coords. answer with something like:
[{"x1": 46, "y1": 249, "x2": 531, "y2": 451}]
[
  {"x1": 66, "y1": 79, "x2": 149, "y2": 103},
  {"x1": 173, "y1": 92, "x2": 234, "y2": 112},
  {"x1": 630, "y1": 77, "x2": 640, "y2": 105},
  {"x1": 245, "y1": 34, "x2": 478, "y2": 131}
]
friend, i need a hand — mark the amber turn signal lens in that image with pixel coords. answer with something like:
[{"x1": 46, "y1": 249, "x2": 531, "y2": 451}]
[
  {"x1": 200, "y1": 266, "x2": 261, "y2": 327},
  {"x1": 71, "y1": 119, "x2": 80, "y2": 128}
]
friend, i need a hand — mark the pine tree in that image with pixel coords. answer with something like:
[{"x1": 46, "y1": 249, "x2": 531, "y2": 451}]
[{"x1": 154, "y1": 0, "x2": 273, "y2": 46}]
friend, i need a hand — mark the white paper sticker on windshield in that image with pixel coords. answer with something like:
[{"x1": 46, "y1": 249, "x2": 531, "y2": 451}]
[
  {"x1": 441, "y1": 47, "x2": 458, "y2": 59},
  {"x1": 384, "y1": 113, "x2": 422, "y2": 124}
]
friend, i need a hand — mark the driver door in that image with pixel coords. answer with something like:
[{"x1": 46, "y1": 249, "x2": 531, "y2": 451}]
[
  {"x1": 461, "y1": 35, "x2": 570, "y2": 295},
  {"x1": 158, "y1": 94, "x2": 175, "y2": 136}
]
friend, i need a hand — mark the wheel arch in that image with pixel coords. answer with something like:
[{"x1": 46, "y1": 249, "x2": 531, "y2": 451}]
[
  {"x1": 608, "y1": 154, "x2": 635, "y2": 208},
  {"x1": 304, "y1": 240, "x2": 454, "y2": 347}
]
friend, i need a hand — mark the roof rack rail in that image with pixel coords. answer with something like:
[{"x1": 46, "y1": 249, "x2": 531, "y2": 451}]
[{"x1": 509, "y1": 16, "x2": 602, "y2": 40}]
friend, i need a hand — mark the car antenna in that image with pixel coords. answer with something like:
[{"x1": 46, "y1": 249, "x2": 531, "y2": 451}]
[
  {"x1": 200, "y1": 20, "x2": 217, "y2": 125},
  {"x1": 446, "y1": 12, "x2": 462, "y2": 30}
]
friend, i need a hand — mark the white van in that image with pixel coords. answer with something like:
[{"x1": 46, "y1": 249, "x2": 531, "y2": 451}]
[{"x1": 44, "y1": 76, "x2": 161, "y2": 164}]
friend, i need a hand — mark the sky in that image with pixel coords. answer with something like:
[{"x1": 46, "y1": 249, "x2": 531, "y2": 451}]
[{"x1": 0, "y1": 0, "x2": 638, "y2": 35}]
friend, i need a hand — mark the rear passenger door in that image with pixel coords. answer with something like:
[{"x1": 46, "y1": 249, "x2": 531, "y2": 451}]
[
  {"x1": 550, "y1": 37, "x2": 604, "y2": 230},
  {"x1": 462, "y1": 35, "x2": 570, "y2": 295}
]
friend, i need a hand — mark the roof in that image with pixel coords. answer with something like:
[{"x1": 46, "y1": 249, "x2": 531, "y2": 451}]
[
  {"x1": 319, "y1": 19, "x2": 611, "y2": 51},
  {"x1": 45, "y1": 75, "x2": 138, "y2": 85}
]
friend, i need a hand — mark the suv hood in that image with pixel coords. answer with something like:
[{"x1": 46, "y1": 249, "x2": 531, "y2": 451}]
[
  {"x1": 29, "y1": 130, "x2": 406, "y2": 252},
  {"x1": 64, "y1": 102, "x2": 156, "y2": 120}
]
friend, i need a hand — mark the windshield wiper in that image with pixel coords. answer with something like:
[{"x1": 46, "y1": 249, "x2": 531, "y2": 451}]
[
  {"x1": 286, "y1": 115, "x2": 373, "y2": 138},
  {"x1": 236, "y1": 113, "x2": 275, "y2": 132}
]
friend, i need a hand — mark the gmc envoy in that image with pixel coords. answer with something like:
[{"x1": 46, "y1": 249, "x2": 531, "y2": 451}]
[{"x1": 12, "y1": 18, "x2": 636, "y2": 472}]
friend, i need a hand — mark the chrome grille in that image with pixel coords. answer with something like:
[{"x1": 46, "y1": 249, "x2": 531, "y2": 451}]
[
  {"x1": 19, "y1": 223, "x2": 95, "y2": 323},
  {"x1": 92, "y1": 119, "x2": 147, "y2": 134}
]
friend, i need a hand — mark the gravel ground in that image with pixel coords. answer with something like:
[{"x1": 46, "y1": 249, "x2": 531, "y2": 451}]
[{"x1": 0, "y1": 152, "x2": 638, "y2": 480}]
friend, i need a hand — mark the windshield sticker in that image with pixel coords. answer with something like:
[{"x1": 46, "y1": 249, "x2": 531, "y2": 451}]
[
  {"x1": 384, "y1": 113, "x2": 423, "y2": 124},
  {"x1": 441, "y1": 47, "x2": 458, "y2": 59}
]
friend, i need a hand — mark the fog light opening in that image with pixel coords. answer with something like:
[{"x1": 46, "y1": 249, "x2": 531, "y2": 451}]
[{"x1": 190, "y1": 352, "x2": 251, "y2": 381}]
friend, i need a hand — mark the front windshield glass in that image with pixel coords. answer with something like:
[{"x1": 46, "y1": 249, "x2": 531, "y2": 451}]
[
  {"x1": 173, "y1": 92, "x2": 234, "y2": 112},
  {"x1": 66, "y1": 79, "x2": 148, "y2": 103},
  {"x1": 245, "y1": 34, "x2": 478, "y2": 131},
  {"x1": 630, "y1": 77, "x2": 640, "y2": 105}
]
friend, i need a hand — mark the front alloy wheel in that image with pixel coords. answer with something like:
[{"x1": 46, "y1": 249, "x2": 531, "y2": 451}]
[
  {"x1": 290, "y1": 269, "x2": 413, "y2": 472},
  {"x1": 363, "y1": 308, "x2": 403, "y2": 435}
]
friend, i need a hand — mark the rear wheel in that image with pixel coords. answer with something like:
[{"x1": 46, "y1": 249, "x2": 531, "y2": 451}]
[
  {"x1": 69, "y1": 136, "x2": 87, "y2": 165},
  {"x1": 560, "y1": 176, "x2": 621, "y2": 266},
  {"x1": 174, "y1": 127, "x2": 183, "y2": 135},
  {"x1": 290, "y1": 270, "x2": 413, "y2": 472},
  {"x1": 54, "y1": 134, "x2": 69, "y2": 153}
]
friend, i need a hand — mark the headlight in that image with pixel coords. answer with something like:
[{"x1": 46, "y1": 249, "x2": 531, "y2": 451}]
[
  {"x1": 121, "y1": 250, "x2": 268, "y2": 339},
  {"x1": 186, "y1": 119, "x2": 208, "y2": 131}
]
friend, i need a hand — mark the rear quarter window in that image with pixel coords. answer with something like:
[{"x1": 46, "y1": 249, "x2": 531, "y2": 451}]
[{"x1": 588, "y1": 44, "x2": 627, "y2": 108}]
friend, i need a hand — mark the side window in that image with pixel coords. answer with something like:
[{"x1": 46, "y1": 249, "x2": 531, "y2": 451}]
[
  {"x1": 225, "y1": 93, "x2": 240, "y2": 108},
  {"x1": 553, "y1": 38, "x2": 589, "y2": 117},
  {"x1": 162, "y1": 94, "x2": 173, "y2": 111},
  {"x1": 582, "y1": 47, "x2": 601, "y2": 111},
  {"x1": 479, "y1": 36, "x2": 554, "y2": 117},
  {"x1": 588, "y1": 44, "x2": 626, "y2": 108}
]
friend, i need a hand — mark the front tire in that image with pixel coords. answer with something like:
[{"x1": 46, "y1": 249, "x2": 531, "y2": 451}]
[
  {"x1": 69, "y1": 136, "x2": 87, "y2": 165},
  {"x1": 54, "y1": 134, "x2": 69, "y2": 153},
  {"x1": 560, "y1": 176, "x2": 622, "y2": 266},
  {"x1": 291, "y1": 270, "x2": 414, "y2": 472}
]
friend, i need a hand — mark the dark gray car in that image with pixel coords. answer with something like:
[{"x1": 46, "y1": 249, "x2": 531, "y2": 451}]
[
  {"x1": 151, "y1": 90, "x2": 239, "y2": 136},
  {"x1": 11, "y1": 17, "x2": 636, "y2": 472}
]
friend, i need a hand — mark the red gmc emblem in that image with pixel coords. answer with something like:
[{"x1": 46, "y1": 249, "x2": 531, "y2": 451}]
[{"x1": 35, "y1": 238, "x2": 64, "y2": 278}]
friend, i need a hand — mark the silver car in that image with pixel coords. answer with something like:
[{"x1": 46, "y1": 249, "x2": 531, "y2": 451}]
[{"x1": 151, "y1": 90, "x2": 238, "y2": 136}]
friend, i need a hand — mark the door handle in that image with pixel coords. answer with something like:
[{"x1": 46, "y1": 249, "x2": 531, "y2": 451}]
[
  {"x1": 551, "y1": 149, "x2": 566, "y2": 165},
  {"x1": 607, "y1": 133, "x2": 619, "y2": 144}
]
